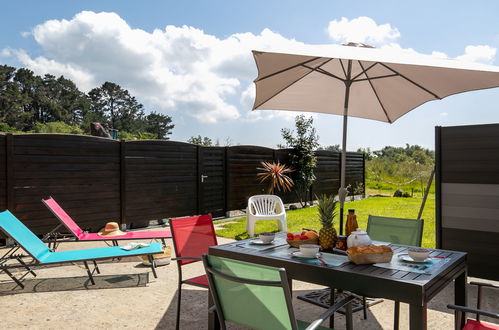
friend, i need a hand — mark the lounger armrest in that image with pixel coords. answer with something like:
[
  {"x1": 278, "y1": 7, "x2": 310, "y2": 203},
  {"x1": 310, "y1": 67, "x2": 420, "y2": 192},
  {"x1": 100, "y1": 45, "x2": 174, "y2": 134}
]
[
  {"x1": 306, "y1": 295, "x2": 355, "y2": 330},
  {"x1": 447, "y1": 304, "x2": 499, "y2": 319},
  {"x1": 470, "y1": 281, "x2": 499, "y2": 290},
  {"x1": 171, "y1": 257, "x2": 202, "y2": 261}
]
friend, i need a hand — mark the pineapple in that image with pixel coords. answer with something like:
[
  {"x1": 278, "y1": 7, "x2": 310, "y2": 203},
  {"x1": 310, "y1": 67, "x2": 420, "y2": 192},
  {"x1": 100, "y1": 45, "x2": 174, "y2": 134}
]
[{"x1": 317, "y1": 194, "x2": 338, "y2": 250}]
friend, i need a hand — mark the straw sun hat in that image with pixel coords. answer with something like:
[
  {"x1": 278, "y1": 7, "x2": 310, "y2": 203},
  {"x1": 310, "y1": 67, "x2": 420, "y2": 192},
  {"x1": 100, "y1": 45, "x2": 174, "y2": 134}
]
[{"x1": 97, "y1": 222, "x2": 126, "y2": 237}]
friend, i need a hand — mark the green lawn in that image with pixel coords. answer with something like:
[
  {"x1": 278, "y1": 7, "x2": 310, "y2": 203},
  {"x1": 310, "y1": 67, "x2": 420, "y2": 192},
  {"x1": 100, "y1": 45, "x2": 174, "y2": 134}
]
[{"x1": 215, "y1": 196, "x2": 436, "y2": 248}]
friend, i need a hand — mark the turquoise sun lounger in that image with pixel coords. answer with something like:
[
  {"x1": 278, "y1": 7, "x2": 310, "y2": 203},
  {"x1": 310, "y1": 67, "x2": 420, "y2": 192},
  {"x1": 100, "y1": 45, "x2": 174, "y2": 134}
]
[{"x1": 0, "y1": 210, "x2": 163, "y2": 288}]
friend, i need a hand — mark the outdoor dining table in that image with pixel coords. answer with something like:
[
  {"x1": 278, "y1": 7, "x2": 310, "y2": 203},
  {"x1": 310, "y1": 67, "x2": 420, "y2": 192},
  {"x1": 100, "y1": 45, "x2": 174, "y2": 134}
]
[{"x1": 208, "y1": 233, "x2": 467, "y2": 330}]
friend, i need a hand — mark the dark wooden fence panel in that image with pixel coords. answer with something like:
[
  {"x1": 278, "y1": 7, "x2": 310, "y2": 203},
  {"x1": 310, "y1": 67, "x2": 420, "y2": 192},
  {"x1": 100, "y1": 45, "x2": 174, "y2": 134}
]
[
  {"x1": 436, "y1": 124, "x2": 499, "y2": 280},
  {"x1": 227, "y1": 147, "x2": 365, "y2": 210},
  {"x1": 0, "y1": 134, "x2": 365, "y2": 235},
  {"x1": 226, "y1": 146, "x2": 274, "y2": 210},
  {"x1": 198, "y1": 147, "x2": 226, "y2": 217},
  {"x1": 10, "y1": 134, "x2": 120, "y2": 234},
  {"x1": 345, "y1": 152, "x2": 365, "y2": 188},
  {"x1": 313, "y1": 151, "x2": 340, "y2": 197},
  {"x1": 124, "y1": 140, "x2": 197, "y2": 228}
]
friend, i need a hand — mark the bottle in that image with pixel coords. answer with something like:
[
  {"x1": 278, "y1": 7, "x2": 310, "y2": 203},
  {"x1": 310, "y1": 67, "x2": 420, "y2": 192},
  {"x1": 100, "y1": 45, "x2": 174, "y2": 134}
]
[{"x1": 345, "y1": 209, "x2": 358, "y2": 236}]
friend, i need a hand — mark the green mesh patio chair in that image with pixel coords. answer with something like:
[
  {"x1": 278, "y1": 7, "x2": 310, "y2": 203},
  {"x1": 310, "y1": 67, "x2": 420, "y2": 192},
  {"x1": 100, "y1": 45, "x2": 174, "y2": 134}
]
[
  {"x1": 202, "y1": 254, "x2": 355, "y2": 330},
  {"x1": 366, "y1": 215, "x2": 424, "y2": 329},
  {"x1": 299, "y1": 215, "x2": 424, "y2": 330}
]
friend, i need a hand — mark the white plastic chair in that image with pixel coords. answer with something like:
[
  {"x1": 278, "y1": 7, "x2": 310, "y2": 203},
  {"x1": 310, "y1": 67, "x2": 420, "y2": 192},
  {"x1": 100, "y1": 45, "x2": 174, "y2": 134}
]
[{"x1": 246, "y1": 195, "x2": 287, "y2": 237}]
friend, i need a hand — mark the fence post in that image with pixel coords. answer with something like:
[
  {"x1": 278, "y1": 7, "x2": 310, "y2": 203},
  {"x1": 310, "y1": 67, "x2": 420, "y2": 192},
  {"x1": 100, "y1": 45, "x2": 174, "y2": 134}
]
[
  {"x1": 225, "y1": 146, "x2": 231, "y2": 217},
  {"x1": 224, "y1": 146, "x2": 230, "y2": 217},
  {"x1": 6, "y1": 134, "x2": 14, "y2": 211},
  {"x1": 363, "y1": 153, "x2": 366, "y2": 198},
  {"x1": 435, "y1": 126, "x2": 442, "y2": 249},
  {"x1": 197, "y1": 145, "x2": 201, "y2": 215},
  {"x1": 120, "y1": 140, "x2": 126, "y2": 228}
]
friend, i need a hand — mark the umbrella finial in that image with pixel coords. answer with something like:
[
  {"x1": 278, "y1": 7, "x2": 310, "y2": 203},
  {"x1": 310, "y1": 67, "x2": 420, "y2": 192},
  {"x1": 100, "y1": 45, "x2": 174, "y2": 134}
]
[{"x1": 342, "y1": 42, "x2": 375, "y2": 49}]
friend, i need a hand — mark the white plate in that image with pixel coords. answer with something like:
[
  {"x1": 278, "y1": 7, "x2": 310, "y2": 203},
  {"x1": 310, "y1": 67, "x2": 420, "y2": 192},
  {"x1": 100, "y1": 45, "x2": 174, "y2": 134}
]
[
  {"x1": 399, "y1": 254, "x2": 431, "y2": 263},
  {"x1": 249, "y1": 239, "x2": 274, "y2": 245},
  {"x1": 291, "y1": 251, "x2": 322, "y2": 259}
]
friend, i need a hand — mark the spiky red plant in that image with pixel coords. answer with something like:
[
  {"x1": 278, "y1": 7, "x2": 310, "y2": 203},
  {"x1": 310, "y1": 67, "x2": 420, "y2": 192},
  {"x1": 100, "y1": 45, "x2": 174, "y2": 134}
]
[{"x1": 257, "y1": 161, "x2": 294, "y2": 194}]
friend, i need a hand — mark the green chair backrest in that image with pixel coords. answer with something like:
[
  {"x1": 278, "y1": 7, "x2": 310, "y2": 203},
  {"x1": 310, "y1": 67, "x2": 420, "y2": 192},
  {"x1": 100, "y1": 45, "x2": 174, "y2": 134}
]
[
  {"x1": 203, "y1": 255, "x2": 297, "y2": 330},
  {"x1": 0, "y1": 210, "x2": 51, "y2": 261},
  {"x1": 367, "y1": 215, "x2": 424, "y2": 246}
]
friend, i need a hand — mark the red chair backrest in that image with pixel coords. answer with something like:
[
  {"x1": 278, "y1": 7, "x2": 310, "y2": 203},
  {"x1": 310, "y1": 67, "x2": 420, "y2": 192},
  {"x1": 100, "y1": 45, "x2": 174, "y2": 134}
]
[
  {"x1": 169, "y1": 214, "x2": 217, "y2": 266},
  {"x1": 42, "y1": 197, "x2": 83, "y2": 237}
]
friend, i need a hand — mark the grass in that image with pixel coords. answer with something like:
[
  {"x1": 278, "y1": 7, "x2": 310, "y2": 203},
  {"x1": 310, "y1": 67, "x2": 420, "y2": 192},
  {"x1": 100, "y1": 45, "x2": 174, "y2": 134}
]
[{"x1": 215, "y1": 196, "x2": 436, "y2": 248}]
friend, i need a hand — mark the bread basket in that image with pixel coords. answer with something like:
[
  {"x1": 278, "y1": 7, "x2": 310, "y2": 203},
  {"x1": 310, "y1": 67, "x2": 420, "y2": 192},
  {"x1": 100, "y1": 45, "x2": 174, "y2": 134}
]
[{"x1": 346, "y1": 245, "x2": 393, "y2": 265}]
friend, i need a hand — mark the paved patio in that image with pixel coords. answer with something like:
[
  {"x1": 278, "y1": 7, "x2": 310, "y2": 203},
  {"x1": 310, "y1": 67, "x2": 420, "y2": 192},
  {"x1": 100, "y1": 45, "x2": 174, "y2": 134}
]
[{"x1": 1, "y1": 231, "x2": 498, "y2": 330}]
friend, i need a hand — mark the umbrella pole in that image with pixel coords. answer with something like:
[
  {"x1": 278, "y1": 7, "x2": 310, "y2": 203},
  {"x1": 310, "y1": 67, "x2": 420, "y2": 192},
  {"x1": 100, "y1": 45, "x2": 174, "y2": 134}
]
[
  {"x1": 338, "y1": 79, "x2": 351, "y2": 236},
  {"x1": 339, "y1": 114, "x2": 348, "y2": 235}
]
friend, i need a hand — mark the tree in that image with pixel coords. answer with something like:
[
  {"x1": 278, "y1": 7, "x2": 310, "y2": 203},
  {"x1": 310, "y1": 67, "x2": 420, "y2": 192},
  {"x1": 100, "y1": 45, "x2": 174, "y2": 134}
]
[
  {"x1": 0, "y1": 65, "x2": 28, "y2": 129},
  {"x1": 145, "y1": 111, "x2": 174, "y2": 139},
  {"x1": 188, "y1": 135, "x2": 213, "y2": 146},
  {"x1": 280, "y1": 115, "x2": 319, "y2": 207},
  {"x1": 323, "y1": 144, "x2": 341, "y2": 152},
  {"x1": 86, "y1": 82, "x2": 145, "y2": 133}
]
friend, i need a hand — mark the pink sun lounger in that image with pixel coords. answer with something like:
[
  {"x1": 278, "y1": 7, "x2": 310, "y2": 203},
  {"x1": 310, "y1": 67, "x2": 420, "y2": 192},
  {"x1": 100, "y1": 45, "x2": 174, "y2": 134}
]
[{"x1": 42, "y1": 197, "x2": 171, "y2": 248}]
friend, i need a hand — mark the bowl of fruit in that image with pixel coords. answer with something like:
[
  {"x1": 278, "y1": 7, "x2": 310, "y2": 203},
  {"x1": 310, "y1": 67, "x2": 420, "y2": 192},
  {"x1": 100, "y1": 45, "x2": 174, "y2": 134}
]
[{"x1": 286, "y1": 229, "x2": 319, "y2": 248}]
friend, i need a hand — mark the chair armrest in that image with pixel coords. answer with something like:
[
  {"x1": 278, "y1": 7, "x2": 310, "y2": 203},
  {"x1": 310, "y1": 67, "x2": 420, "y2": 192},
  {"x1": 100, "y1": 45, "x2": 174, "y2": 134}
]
[
  {"x1": 447, "y1": 304, "x2": 499, "y2": 319},
  {"x1": 306, "y1": 295, "x2": 355, "y2": 330},
  {"x1": 470, "y1": 281, "x2": 499, "y2": 290}
]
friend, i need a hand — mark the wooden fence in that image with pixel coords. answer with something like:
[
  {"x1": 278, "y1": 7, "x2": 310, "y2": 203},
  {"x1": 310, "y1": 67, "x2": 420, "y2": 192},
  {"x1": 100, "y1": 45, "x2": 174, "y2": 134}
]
[
  {"x1": 436, "y1": 124, "x2": 499, "y2": 280},
  {"x1": 0, "y1": 134, "x2": 364, "y2": 235}
]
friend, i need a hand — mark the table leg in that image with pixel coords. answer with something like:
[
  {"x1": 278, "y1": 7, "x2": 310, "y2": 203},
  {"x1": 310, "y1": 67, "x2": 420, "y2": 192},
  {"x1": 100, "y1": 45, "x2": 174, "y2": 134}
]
[
  {"x1": 455, "y1": 269, "x2": 467, "y2": 330},
  {"x1": 330, "y1": 288, "x2": 336, "y2": 328},
  {"x1": 409, "y1": 302, "x2": 427, "y2": 330},
  {"x1": 208, "y1": 288, "x2": 220, "y2": 330}
]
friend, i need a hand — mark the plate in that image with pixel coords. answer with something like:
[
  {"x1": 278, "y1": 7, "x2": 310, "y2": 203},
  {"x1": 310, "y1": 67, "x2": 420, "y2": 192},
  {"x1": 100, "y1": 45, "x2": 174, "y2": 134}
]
[
  {"x1": 249, "y1": 239, "x2": 274, "y2": 245},
  {"x1": 291, "y1": 251, "x2": 322, "y2": 259},
  {"x1": 399, "y1": 254, "x2": 431, "y2": 263}
]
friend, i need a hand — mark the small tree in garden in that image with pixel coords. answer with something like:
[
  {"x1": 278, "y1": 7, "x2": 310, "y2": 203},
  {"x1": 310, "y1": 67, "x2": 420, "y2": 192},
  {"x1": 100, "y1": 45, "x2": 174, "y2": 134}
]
[
  {"x1": 280, "y1": 115, "x2": 319, "y2": 207},
  {"x1": 257, "y1": 161, "x2": 294, "y2": 194}
]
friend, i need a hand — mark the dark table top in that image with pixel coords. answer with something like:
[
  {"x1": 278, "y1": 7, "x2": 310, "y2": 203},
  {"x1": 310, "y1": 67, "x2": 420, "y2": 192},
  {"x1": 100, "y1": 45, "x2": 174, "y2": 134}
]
[{"x1": 209, "y1": 233, "x2": 467, "y2": 306}]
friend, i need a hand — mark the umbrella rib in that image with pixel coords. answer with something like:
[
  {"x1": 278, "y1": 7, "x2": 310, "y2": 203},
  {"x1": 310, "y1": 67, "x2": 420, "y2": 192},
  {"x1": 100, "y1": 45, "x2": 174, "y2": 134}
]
[
  {"x1": 339, "y1": 59, "x2": 348, "y2": 79},
  {"x1": 358, "y1": 61, "x2": 393, "y2": 123},
  {"x1": 302, "y1": 64, "x2": 346, "y2": 82},
  {"x1": 254, "y1": 57, "x2": 324, "y2": 82},
  {"x1": 350, "y1": 62, "x2": 378, "y2": 81},
  {"x1": 378, "y1": 63, "x2": 442, "y2": 99},
  {"x1": 353, "y1": 73, "x2": 399, "y2": 82}
]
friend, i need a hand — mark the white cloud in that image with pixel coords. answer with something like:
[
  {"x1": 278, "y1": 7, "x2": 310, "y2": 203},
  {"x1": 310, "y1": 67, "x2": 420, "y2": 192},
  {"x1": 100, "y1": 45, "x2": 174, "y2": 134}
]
[
  {"x1": 327, "y1": 17, "x2": 400, "y2": 46},
  {"x1": 455, "y1": 45, "x2": 496, "y2": 64},
  {"x1": 1, "y1": 48, "x2": 11, "y2": 57},
  {"x1": 7, "y1": 12, "x2": 497, "y2": 124},
  {"x1": 11, "y1": 11, "x2": 313, "y2": 123},
  {"x1": 440, "y1": 112, "x2": 448, "y2": 117}
]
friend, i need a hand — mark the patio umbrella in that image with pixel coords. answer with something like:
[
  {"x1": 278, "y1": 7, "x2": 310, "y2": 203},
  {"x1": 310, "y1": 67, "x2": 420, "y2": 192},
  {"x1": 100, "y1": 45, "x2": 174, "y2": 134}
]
[{"x1": 251, "y1": 43, "x2": 499, "y2": 234}]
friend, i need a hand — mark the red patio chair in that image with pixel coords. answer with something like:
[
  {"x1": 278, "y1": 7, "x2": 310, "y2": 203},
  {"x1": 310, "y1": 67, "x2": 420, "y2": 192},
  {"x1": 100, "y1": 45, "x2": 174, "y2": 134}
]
[
  {"x1": 42, "y1": 197, "x2": 171, "y2": 249},
  {"x1": 448, "y1": 281, "x2": 499, "y2": 330},
  {"x1": 169, "y1": 214, "x2": 218, "y2": 330}
]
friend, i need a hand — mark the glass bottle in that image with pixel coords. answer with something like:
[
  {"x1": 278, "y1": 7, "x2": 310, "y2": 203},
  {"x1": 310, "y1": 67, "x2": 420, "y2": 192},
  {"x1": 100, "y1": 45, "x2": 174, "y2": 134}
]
[{"x1": 345, "y1": 209, "x2": 358, "y2": 236}]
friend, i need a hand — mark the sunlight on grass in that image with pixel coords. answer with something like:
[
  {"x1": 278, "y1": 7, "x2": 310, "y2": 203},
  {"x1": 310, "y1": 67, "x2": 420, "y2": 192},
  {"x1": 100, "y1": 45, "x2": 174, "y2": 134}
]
[{"x1": 215, "y1": 196, "x2": 436, "y2": 248}]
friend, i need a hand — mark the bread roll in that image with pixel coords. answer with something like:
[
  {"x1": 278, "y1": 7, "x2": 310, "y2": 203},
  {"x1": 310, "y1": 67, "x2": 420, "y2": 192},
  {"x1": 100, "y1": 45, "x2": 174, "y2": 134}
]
[{"x1": 347, "y1": 245, "x2": 392, "y2": 255}]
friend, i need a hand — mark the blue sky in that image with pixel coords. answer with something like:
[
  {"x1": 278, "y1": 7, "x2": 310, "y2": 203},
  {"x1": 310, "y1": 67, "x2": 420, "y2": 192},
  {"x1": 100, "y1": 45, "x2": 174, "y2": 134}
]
[{"x1": 2, "y1": 1, "x2": 499, "y2": 150}]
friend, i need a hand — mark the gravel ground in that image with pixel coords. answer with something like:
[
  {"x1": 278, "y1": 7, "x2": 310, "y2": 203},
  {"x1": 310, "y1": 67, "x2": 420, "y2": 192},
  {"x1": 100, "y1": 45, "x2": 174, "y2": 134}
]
[{"x1": 0, "y1": 230, "x2": 498, "y2": 330}]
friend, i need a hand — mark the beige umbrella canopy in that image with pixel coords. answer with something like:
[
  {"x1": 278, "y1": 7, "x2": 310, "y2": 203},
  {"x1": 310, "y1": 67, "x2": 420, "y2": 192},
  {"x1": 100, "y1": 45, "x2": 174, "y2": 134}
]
[{"x1": 252, "y1": 43, "x2": 499, "y2": 234}]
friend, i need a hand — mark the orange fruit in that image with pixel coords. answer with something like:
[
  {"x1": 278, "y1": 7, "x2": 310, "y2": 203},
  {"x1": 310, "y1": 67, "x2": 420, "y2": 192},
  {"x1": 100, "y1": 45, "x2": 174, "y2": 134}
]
[{"x1": 305, "y1": 231, "x2": 319, "y2": 239}]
